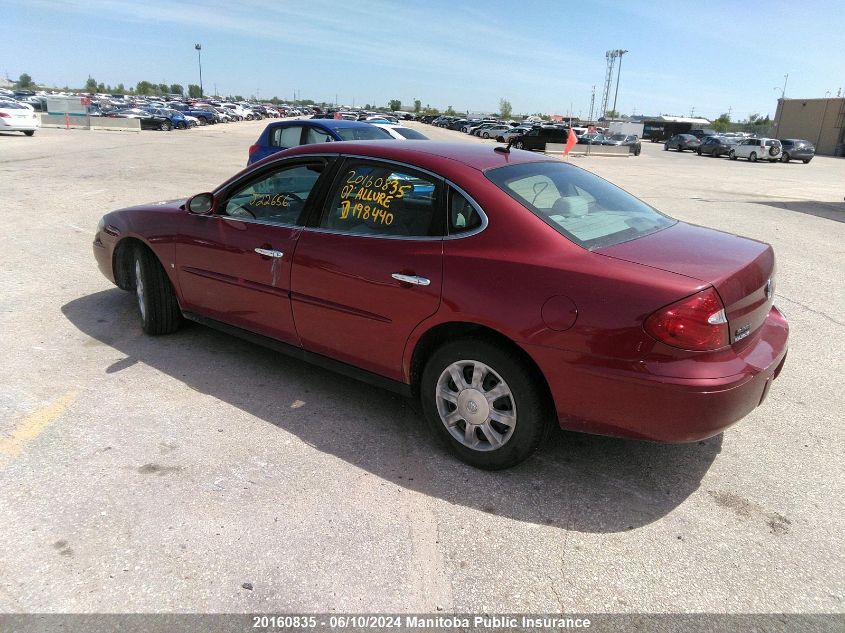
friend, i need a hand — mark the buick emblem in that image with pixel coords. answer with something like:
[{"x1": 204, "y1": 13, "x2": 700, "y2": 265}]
[{"x1": 467, "y1": 400, "x2": 479, "y2": 414}]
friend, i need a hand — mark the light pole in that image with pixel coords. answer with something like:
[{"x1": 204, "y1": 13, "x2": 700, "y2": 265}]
[
  {"x1": 781, "y1": 73, "x2": 788, "y2": 99},
  {"x1": 194, "y1": 43, "x2": 203, "y2": 96},
  {"x1": 611, "y1": 49, "x2": 628, "y2": 116}
]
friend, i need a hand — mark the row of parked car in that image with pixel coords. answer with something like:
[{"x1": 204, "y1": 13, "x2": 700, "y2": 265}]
[
  {"x1": 663, "y1": 134, "x2": 816, "y2": 163},
  {"x1": 0, "y1": 89, "x2": 322, "y2": 135},
  {"x1": 423, "y1": 115, "x2": 645, "y2": 156}
]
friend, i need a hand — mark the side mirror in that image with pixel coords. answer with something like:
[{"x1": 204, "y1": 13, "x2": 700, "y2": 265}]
[{"x1": 186, "y1": 192, "x2": 214, "y2": 215}]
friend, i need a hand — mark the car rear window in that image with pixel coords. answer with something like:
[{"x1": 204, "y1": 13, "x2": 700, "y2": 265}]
[
  {"x1": 331, "y1": 126, "x2": 393, "y2": 141},
  {"x1": 485, "y1": 161, "x2": 675, "y2": 250},
  {"x1": 393, "y1": 127, "x2": 428, "y2": 140}
]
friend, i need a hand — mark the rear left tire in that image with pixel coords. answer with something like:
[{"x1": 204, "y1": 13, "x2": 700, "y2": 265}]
[
  {"x1": 420, "y1": 338, "x2": 553, "y2": 470},
  {"x1": 24, "y1": 130, "x2": 35, "y2": 136}
]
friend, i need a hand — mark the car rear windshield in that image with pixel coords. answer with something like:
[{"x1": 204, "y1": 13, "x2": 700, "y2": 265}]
[
  {"x1": 485, "y1": 161, "x2": 676, "y2": 250},
  {"x1": 331, "y1": 126, "x2": 393, "y2": 141}
]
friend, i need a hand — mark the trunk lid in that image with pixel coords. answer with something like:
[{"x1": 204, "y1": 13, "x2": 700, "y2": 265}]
[{"x1": 598, "y1": 222, "x2": 775, "y2": 344}]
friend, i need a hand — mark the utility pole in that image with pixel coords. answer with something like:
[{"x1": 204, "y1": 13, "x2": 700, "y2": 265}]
[
  {"x1": 781, "y1": 73, "x2": 788, "y2": 99},
  {"x1": 611, "y1": 49, "x2": 628, "y2": 116},
  {"x1": 690, "y1": 107, "x2": 695, "y2": 118},
  {"x1": 588, "y1": 85, "x2": 595, "y2": 122},
  {"x1": 194, "y1": 43, "x2": 203, "y2": 96}
]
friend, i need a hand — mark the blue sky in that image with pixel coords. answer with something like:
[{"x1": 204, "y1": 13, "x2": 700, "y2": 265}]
[{"x1": 2, "y1": 0, "x2": 843, "y2": 121}]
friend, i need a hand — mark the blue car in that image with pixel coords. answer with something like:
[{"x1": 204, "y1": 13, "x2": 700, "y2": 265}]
[
  {"x1": 143, "y1": 107, "x2": 194, "y2": 130},
  {"x1": 247, "y1": 119, "x2": 393, "y2": 164}
]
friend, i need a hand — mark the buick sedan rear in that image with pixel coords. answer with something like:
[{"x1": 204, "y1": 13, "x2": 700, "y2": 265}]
[{"x1": 93, "y1": 142, "x2": 788, "y2": 469}]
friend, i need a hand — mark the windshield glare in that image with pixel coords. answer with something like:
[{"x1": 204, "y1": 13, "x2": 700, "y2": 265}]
[{"x1": 485, "y1": 161, "x2": 676, "y2": 250}]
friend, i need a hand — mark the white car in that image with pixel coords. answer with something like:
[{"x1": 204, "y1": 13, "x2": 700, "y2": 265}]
[
  {"x1": 477, "y1": 125, "x2": 511, "y2": 140},
  {"x1": 0, "y1": 100, "x2": 40, "y2": 136},
  {"x1": 729, "y1": 137, "x2": 782, "y2": 162},
  {"x1": 369, "y1": 123, "x2": 429, "y2": 140}
]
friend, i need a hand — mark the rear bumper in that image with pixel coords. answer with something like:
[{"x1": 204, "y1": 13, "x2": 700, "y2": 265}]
[
  {"x1": 0, "y1": 115, "x2": 40, "y2": 132},
  {"x1": 527, "y1": 306, "x2": 789, "y2": 442}
]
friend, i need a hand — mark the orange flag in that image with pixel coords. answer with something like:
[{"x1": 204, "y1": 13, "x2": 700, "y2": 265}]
[{"x1": 563, "y1": 128, "x2": 577, "y2": 156}]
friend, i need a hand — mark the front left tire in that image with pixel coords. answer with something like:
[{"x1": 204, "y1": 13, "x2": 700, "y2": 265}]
[
  {"x1": 23, "y1": 130, "x2": 35, "y2": 136},
  {"x1": 420, "y1": 338, "x2": 553, "y2": 470},
  {"x1": 133, "y1": 246, "x2": 182, "y2": 335}
]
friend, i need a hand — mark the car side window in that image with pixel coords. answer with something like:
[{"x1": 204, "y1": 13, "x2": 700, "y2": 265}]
[
  {"x1": 320, "y1": 161, "x2": 443, "y2": 238},
  {"x1": 272, "y1": 125, "x2": 303, "y2": 148},
  {"x1": 222, "y1": 161, "x2": 325, "y2": 225},
  {"x1": 449, "y1": 188, "x2": 483, "y2": 235},
  {"x1": 305, "y1": 126, "x2": 334, "y2": 144}
]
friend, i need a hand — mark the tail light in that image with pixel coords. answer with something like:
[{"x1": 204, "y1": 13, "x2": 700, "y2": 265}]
[
  {"x1": 0, "y1": 112, "x2": 9, "y2": 118},
  {"x1": 644, "y1": 287, "x2": 729, "y2": 351},
  {"x1": 248, "y1": 143, "x2": 260, "y2": 156}
]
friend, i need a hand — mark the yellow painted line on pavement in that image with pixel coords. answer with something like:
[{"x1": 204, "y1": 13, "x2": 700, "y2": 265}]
[{"x1": 0, "y1": 391, "x2": 78, "y2": 458}]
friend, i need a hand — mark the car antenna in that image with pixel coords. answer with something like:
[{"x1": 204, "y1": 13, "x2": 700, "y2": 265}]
[{"x1": 494, "y1": 138, "x2": 515, "y2": 154}]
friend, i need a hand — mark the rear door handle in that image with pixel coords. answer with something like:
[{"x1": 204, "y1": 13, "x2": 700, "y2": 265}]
[
  {"x1": 255, "y1": 248, "x2": 284, "y2": 258},
  {"x1": 391, "y1": 273, "x2": 430, "y2": 286}
]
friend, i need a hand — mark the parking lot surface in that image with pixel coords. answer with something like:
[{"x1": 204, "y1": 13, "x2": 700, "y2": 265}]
[{"x1": 0, "y1": 122, "x2": 843, "y2": 613}]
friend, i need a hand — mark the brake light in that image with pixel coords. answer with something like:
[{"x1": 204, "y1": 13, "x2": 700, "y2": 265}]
[
  {"x1": 248, "y1": 143, "x2": 260, "y2": 156},
  {"x1": 644, "y1": 287, "x2": 729, "y2": 351},
  {"x1": 0, "y1": 112, "x2": 9, "y2": 118}
]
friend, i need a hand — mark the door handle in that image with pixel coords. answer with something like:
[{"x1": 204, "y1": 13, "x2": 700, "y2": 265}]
[
  {"x1": 254, "y1": 248, "x2": 284, "y2": 258},
  {"x1": 391, "y1": 273, "x2": 430, "y2": 287}
]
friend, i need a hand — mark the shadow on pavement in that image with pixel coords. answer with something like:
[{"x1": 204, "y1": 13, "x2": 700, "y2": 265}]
[
  {"x1": 62, "y1": 289, "x2": 722, "y2": 534},
  {"x1": 749, "y1": 199, "x2": 845, "y2": 223}
]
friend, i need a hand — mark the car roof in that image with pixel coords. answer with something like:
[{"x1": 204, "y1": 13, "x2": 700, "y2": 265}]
[{"x1": 268, "y1": 140, "x2": 551, "y2": 172}]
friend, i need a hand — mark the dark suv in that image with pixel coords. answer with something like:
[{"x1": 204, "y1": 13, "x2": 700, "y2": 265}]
[
  {"x1": 778, "y1": 139, "x2": 815, "y2": 164},
  {"x1": 512, "y1": 126, "x2": 568, "y2": 151}
]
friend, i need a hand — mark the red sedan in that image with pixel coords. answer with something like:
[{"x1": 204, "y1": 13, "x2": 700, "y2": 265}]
[{"x1": 93, "y1": 141, "x2": 788, "y2": 469}]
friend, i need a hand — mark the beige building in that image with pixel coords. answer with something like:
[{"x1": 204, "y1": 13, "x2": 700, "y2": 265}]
[{"x1": 773, "y1": 97, "x2": 845, "y2": 156}]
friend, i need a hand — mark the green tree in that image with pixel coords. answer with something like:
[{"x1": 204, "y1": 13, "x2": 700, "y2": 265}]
[
  {"x1": 136, "y1": 80, "x2": 154, "y2": 95},
  {"x1": 414, "y1": 99, "x2": 421, "y2": 114},
  {"x1": 713, "y1": 112, "x2": 731, "y2": 132},
  {"x1": 97, "y1": 83, "x2": 106, "y2": 92},
  {"x1": 605, "y1": 109, "x2": 619, "y2": 119},
  {"x1": 169, "y1": 84, "x2": 184, "y2": 96},
  {"x1": 499, "y1": 98, "x2": 513, "y2": 120},
  {"x1": 156, "y1": 83, "x2": 168, "y2": 95},
  {"x1": 85, "y1": 76, "x2": 98, "y2": 92},
  {"x1": 16, "y1": 73, "x2": 34, "y2": 89},
  {"x1": 389, "y1": 99, "x2": 402, "y2": 111},
  {"x1": 444, "y1": 105, "x2": 456, "y2": 115},
  {"x1": 115, "y1": 83, "x2": 126, "y2": 94},
  {"x1": 188, "y1": 84, "x2": 203, "y2": 98},
  {"x1": 748, "y1": 113, "x2": 760, "y2": 123}
]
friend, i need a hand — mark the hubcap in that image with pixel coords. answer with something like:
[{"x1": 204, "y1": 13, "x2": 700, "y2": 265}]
[
  {"x1": 435, "y1": 360, "x2": 517, "y2": 452},
  {"x1": 134, "y1": 259, "x2": 146, "y2": 321}
]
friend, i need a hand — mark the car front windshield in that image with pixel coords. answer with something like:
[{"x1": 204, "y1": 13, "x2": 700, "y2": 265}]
[
  {"x1": 486, "y1": 161, "x2": 676, "y2": 250},
  {"x1": 610, "y1": 134, "x2": 626, "y2": 141},
  {"x1": 332, "y1": 126, "x2": 393, "y2": 141}
]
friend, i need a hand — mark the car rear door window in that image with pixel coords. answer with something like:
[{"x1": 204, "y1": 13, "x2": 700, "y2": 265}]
[
  {"x1": 223, "y1": 161, "x2": 326, "y2": 225},
  {"x1": 305, "y1": 126, "x2": 334, "y2": 144},
  {"x1": 272, "y1": 125, "x2": 304, "y2": 148},
  {"x1": 448, "y1": 188, "x2": 483, "y2": 235},
  {"x1": 319, "y1": 160, "x2": 443, "y2": 237}
]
